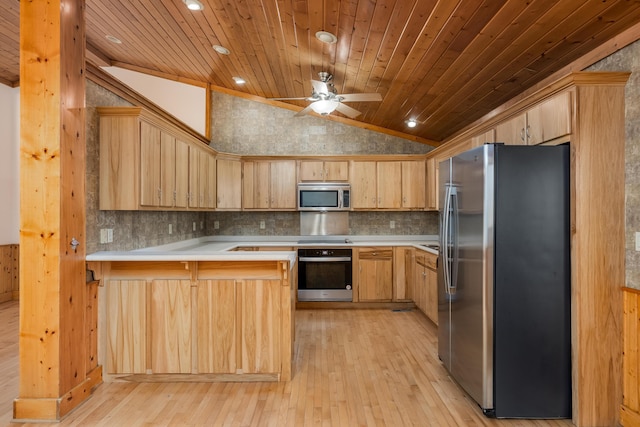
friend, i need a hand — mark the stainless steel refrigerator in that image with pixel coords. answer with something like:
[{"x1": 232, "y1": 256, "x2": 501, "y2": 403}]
[{"x1": 437, "y1": 143, "x2": 571, "y2": 419}]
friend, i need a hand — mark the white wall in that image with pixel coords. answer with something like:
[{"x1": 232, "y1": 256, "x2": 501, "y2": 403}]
[
  {"x1": 0, "y1": 84, "x2": 20, "y2": 244},
  {"x1": 102, "y1": 66, "x2": 207, "y2": 135}
]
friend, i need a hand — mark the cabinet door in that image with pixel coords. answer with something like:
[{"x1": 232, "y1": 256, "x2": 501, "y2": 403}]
[
  {"x1": 413, "y1": 254, "x2": 426, "y2": 313},
  {"x1": 174, "y1": 140, "x2": 190, "y2": 208},
  {"x1": 243, "y1": 161, "x2": 270, "y2": 209},
  {"x1": 471, "y1": 128, "x2": 495, "y2": 148},
  {"x1": 150, "y1": 280, "x2": 192, "y2": 374},
  {"x1": 197, "y1": 279, "x2": 236, "y2": 374},
  {"x1": 206, "y1": 153, "x2": 216, "y2": 209},
  {"x1": 139, "y1": 121, "x2": 161, "y2": 207},
  {"x1": 401, "y1": 161, "x2": 426, "y2": 209},
  {"x1": 160, "y1": 132, "x2": 176, "y2": 207},
  {"x1": 240, "y1": 279, "x2": 281, "y2": 374},
  {"x1": 426, "y1": 157, "x2": 437, "y2": 211},
  {"x1": 496, "y1": 113, "x2": 526, "y2": 145},
  {"x1": 358, "y1": 248, "x2": 393, "y2": 301},
  {"x1": 198, "y1": 148, "x2": 209, "y2": 208},
  {"x1": 324, "y1": 161, "x2": 349, "y2": 181},
  {"x1": 106, "y1": 280, "x2": 147, "y2": 374},
  {"x1": 298, "y1": 161, "x2": 324, "y2": 181},
  {"x1": 377, "y1": 162, "x2": 402, "y2": 208},
  {"x1": 188, "y1": 146, "x2": 200, "y2": 208},
  {"x1": 393, "y1": 247, "x2": 413, "y2": 301},
  {"x1": 426, "y1": 267, "x2": 438, "y2": 325},
  {"x1": 217, "y1": 158, "x2": 242, "y2": 210},
  {"x1": 526, "y1": 91, "x2": 572, "y2": 145},
  {"x1": 270, "y1": 160, "x2": 297, "y2": 209},
  {"x1": 351, "y1": 161, "x2": 377, "y2": 209}
]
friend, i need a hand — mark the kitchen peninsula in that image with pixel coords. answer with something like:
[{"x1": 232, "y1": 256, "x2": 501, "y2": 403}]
[{"x1": 86, "y1": 235, "x2": 438, "y2": 383}]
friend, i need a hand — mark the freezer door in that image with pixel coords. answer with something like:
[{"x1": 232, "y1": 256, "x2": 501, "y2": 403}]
[
  {"x1": 448, "y1": 145, "x2": 494, "y2": 410},
  {"x1": 437, "y1": 158, "x2": 452, "y2": 370}
]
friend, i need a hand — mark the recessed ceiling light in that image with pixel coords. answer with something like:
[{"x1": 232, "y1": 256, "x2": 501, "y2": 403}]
[
  {"x1": 105, "y1": 35, "x2": 122, "y2": 44},
  {"x1": 183, "y1": 0, "x2": 204, "y2": 11},
  {"x1": 213, "y1": 45, "x2": 230, "y2": 55},
  {"x1": 406, "y1": 119, "x2": 418, "y2": 128},
  {"x1": 316, "y1": 31, "x2": 337, "y2": 44},
  {"x1": 232, "y1": 76, "x2": 246, "y2": 84}
]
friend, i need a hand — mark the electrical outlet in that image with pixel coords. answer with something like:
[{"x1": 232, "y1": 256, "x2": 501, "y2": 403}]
[
  {"x1": 107, "y1": 228, "x2": 113, "y2": 243},
  {"x1": 100, "y1": 229, "x2": 107, "y2": 244},
  {"x1": 193, "y1": 222, "x2": 197, "y2": 231},
  {"x1": 390, "y1": 220, "x2": 395, "y2": 229},
  {"x1": 214, "y1": 221, "x2": 220, "y2": 230},
  {"x1": 260, "y1": 220, "x2": 266, "y2": 230},
  {"x1": 636, "y1": 232, "x2": 640, "y2": 251},
  {"x1": 169, "y1": 224, "x2": 173, "y2": 234}
]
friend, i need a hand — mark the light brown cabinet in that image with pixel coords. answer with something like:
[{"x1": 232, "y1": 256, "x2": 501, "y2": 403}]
[
  {"x1": 471, "y1": 128, "x2": 496, "y2": 147},
  {"x1": 243, "y1": 160, "x2": 297, "y2": 210},
  {"x1": 414, "y1": 250, "x2": 438, "y2": 324},
  {"x1": 393, "y1": 247, "x2": 414, "y2": 302},
  {"x1": 299, "y1": 160, "x2": 348, "y2": 181},
  {"x1": 426, "y1": 157, "x2": 437, "y2": 211},
  {"x1": 98, "y1": 107, "x2": 214, "y2": 211},
  {"x1": 197, "y1": 278, "x2": 282, "y2": 375},
  {"x1": 495, "y1": 92, "x2": 571, "y2": 146},
  {"x1": 216, "y1": 158, "x2": 242, "y2": 210},
  {"x1": 357, "y1": 247, "x2": 393, "y2": 301},
  {"x1": 96, "y1": 258, "x2": 295, "y2": 381},
  {"x1": 351, "y1": 160, "x2": 425, "y2": 210}
]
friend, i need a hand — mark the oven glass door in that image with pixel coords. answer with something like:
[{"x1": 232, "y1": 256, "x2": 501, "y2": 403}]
[{"x1": 298, "y1": 250, "x2": 352, "y2": 301}]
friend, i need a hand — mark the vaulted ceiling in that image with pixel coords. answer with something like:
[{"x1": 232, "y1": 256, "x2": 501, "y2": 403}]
[{"x1": 2, "y1": 0, "x2": 640, "y2": 144}]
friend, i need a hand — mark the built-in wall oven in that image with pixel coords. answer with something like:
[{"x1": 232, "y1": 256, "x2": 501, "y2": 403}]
[{"x1": 297, "y1": 248, "x2": 352, "y2": 301}]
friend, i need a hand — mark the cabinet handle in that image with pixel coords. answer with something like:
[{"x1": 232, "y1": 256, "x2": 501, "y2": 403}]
[
  {"x1": 158, "y1": 188, "x2": 162, "y2": 201},
  {"x1": 526, "y1": 125, "x2": 531, "y2": 142},
  {"x1": 173, "y1": 190, "x2": 177, "y2": 204},
  {"x1": 520, "y1": 128, "x2": 525, "y2": 142}
]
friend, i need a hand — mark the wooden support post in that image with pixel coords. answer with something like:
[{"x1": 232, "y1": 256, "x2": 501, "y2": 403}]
[{"x1": 14, "y1": 0, "x2": 101, "y2": 421}]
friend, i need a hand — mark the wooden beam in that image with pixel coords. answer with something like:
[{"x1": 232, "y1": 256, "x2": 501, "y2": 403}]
[{"x1": 15, "y1": 0, "x2": 98, "y2": 421}]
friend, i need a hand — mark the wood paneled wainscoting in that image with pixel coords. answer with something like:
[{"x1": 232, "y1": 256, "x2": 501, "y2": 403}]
[
  {"x1": 622, "y1": 287, "x2": 640, "y2": 426},
  {"x1": 0, "y1": 244, "x2": 18, "y2": 302}
]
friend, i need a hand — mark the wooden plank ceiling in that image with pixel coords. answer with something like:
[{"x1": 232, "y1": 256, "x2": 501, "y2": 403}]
[{"x1": 2, "y1": 0, "x2": 640, "y2": 143}]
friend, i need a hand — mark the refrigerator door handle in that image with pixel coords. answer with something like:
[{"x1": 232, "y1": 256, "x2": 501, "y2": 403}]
[
  {"x1": 441, "y1": 184, "x2": 451, "y2": 294},
  {"x1": 449, "y1": 188, "x2": 459, "y2": 294}
]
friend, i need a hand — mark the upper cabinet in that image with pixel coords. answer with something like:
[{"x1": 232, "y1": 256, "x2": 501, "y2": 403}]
[
  {"x1": 495, "y1": 92, "x2": 572, "y2": 146},
  {"x1": 243, "y1": 160, "x2": 297, "y2": 210},
  {"x1": 351, "y1": 160, "x2": 425, "y2": 210},
  {"x1": 298, "y1": 160, "x2": 349, "y2": 181},
  {"x1": 99, "y1": 107, "x2": 214, "y2": 211},
  {"x1": 216, "y1": 158, "x2": 242, "y2": 210}
]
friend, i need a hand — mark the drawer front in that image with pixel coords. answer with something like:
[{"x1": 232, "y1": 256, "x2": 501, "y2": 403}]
[{"x1": 358, "y1": 247, "x2": 393, "y2": 259}]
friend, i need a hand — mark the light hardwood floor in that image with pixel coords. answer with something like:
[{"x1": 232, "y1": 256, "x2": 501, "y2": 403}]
[{"x1": 0, "y1": 301, "x2": 573, "y2": 426}]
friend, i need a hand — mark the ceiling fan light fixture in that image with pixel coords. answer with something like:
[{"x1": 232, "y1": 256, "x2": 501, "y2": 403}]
[
  {"x1": 183, "y1": 0, "x2": 204, "y2": 11},
  {"x1": 310, "y1": 100, "x2": 339, "y2": 115},
  {"x1": 316, "y1": 31, "x2": 338, "y2": 44},
  {"x1": 406, "y1": 119, "x2": 418, "y2": 128}
]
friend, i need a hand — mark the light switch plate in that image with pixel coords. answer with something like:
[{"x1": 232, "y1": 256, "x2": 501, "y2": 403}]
[
  {"x1": 214, "y1": 221, "x2": 220, "y2": 230},
  {"x1": 636, "y1": 232, "x2": 640, "y2": 251}
]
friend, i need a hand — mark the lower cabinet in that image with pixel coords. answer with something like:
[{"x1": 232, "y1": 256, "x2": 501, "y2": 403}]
[
  {"x1": 100, "y1": 260, "x2": 294, "y2": 381},
  {"x1": 356, "y1": 247, "x2": 393, "y2": 302},
  {"x1": 197, "y1": 278, "x2": 281, "y2": 374},
  {"x1": 414, "y1": 250, "x2": 438, "y2": 324}
]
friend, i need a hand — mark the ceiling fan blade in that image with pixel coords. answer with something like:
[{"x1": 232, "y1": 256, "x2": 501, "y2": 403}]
[
  {"x1": 294, "y1": 105, "x2": 315, "y2": 117},
  {"x1": 311, "y1": 79, "x2": 329, "y2": 95},
  {"x1": 338, "y1": 93, "x2": 382, "y2": 102},
  {"x1": 268, "y1": 96, "x2": 310, "y2": 101},
  {"x1": 334, "y1": 103, "x2": 362, "y2": 118}
]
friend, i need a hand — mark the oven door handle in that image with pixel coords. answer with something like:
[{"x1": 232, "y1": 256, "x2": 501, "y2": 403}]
[{"x1": 299, "y1": 257, "x2": 352, "y2": 262}]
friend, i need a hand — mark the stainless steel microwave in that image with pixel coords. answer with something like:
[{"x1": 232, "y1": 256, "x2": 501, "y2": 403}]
[{"x1": 297, "y1": 182, "x2": 350, "y2": 211}]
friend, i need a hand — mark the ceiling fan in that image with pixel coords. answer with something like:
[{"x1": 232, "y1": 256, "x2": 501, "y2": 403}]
[{"x1": 270, "y1": 72, "x2": 382, "y2": 118}]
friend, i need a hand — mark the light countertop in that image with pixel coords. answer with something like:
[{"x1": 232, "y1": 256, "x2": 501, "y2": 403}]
[{"x1": 86, "y1": 235, "x2": 439, "y2": 262}]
